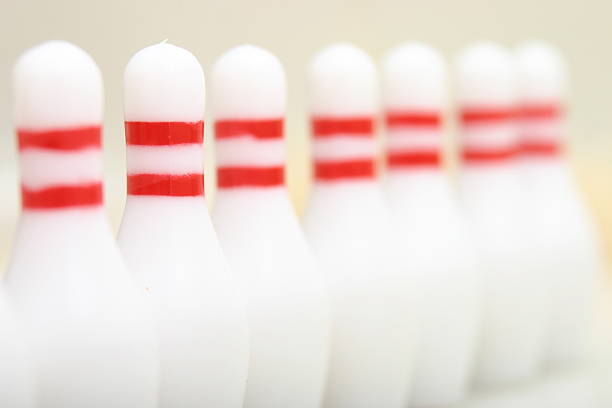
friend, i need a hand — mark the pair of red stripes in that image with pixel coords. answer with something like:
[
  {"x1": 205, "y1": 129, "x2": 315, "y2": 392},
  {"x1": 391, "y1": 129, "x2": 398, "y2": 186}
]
[
  {"x1": 312, "y1": 117, "x2": 377, "y2": 180},
  {"x1": 18, "y1": 126, "x2": 104, "y2": 209},
  {"x1": 215, "y1": 119, "x2": 285, "y2": 188},
  {"x1": 385, "y1": 112, "x2": 442, "y2": 169},
  {"x1": 126, "y1": 121, "x2": 205, "y2": 196}
]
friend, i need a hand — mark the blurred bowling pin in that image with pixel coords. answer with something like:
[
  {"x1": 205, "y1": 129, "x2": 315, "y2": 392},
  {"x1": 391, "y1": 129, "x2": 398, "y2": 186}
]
[
  {"x1": 382, "y1": 42, "x2": 480, "y2": 406},
  {"x1": 210, "y1": 45, "x2": 330, "y2": 408},
  {"x1": 516, "y1": 41, "x2": 601, "y2": 368},
  {"x1": 6, "y1": 41, "x2": 158, "y2": 408},
  {"x1": 456, "y1": 42, "x2": 548, "y2": 386},
  {"x1": 0, "y1": 290, "x2": 35, "y2": 407},
  {"x1": 303, "y1": 43, "x2": 414, "y2": 408},
  {"x1": 117, "y1": 42, "x2": 249, "y2": 407}
]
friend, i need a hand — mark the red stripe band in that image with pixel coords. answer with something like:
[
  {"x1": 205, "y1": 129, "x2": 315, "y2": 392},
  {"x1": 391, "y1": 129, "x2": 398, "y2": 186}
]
[
  {"x1": 519, "y1": 104, "x2": 563, "y2": 120},
  {"x1": 315, "y1": 159, "x2": 375, "y2": 181},
  {"x1": 462, "y1": 147, "x2": 520, "y2": 163},
  {"x1": 387, "y1": 151, "x2": 441, "y2": 168},
  {"x1": 18, "y1": 126, "x2": 101, "y2": 151},
  {"x1": 125, "y1": 121, "x2": 204, "y2": 145},
  {"x1": 521, "y1": 141, "x2": 561, "y2": 156},
  {"x1": 312, "y1": 117, "x2": 374, "y2": 137},
  {"x1": 461, "y1": 108, "x2": 517, "y2": 124},
  {"x1": 215, "y1": 119, "x2": 284, "y2": 140},
  {"x1": 22, "y1": 183, "x2": 103, "y2": 209},
  {"x1": 217, "y1": 166, "x2": 284, "y2": 188},
  {"x1": 128, "y1": 174, "x2": 204, "y2": 196},
  {"x1": 386, "y1": 112, "x2": 441, "y2": 127}
]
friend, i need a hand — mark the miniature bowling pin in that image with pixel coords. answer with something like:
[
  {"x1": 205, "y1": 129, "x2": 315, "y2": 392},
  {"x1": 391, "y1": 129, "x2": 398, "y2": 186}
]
[
  {"x1": 382, "y1": 42, "x2": 480, "y2": 406},
  {"x1": 6, "y1": 40, "x2": 158, "y2": 408},
  {"x1": 117, "y1": 42, "x2": 249, "y2": 407},
  {"x1": 456, "y1": 42, "x2": 549, "y2": 386},
  {"x1": 210, "y1": 45, "x2": 330, "y2": 408},
  {"x1": 303, "y1": 43, "x2": 414, "y2": 408},
  {"x1": 516, "y1": 41, "x2": 601, "y2": 368}
]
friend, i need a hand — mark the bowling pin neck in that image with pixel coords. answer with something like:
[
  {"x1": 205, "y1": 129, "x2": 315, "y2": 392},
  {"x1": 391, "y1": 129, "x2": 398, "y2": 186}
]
[
  {"x1": 214, "y1": 187, "x2": 295, "y2": 222},
  {"x1": 17, "y1": 125, "x2": 104, "y2": 211},
  {"x1": 214, "y1": 118, "x2": 286, "y2": 190},
  {"x1": 311, "y1": 115, "x2": 378, "y2": 185},
  {"x1": 386, "y1": 170, "x2": 454, "y2": 206},
  {"x1": 18, "y1": 206, "x2": 111, "y2": 242},
  {"x1": 522, "y1": 157, "x2": 574, "y2": 192},
  {"x1": 125, "y1": 121, "x2": 205, "y2": 198}
]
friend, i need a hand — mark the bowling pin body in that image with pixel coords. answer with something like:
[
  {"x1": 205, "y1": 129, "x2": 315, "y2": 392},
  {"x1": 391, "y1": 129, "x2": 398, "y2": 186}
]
[
  {"x1": 6, "y1": 41, "x2": 158, "y2": 408},
  {"x1": 516, "y1": 41, "x2": 601, "y2": 367},
  {"x1": 117, "y1": 43, "x2": 249, "y2": 407},
  {"x1": 382, "y1": 43, "x2": 480, "y2": 406},
  {"x1": 457, "y1": 42, "x2": 548, "y2": 386},
  {"x1": 210, "y1": 45, "x2": 329, "y2": 408},
  {"x1": 0, "y1": 290, "x2": 35, "y2": 407},
  {"x1": 303, "y1": 43, "x2": 414, "y2": 408}
]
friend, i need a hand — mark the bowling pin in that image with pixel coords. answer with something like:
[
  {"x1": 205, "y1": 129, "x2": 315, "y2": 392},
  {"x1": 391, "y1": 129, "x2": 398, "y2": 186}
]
[
  {"x1": 456, "y1": 42, "x2": 549, "y2": 386},
  {"x1": 210, "y1": 45, "x2": 330, "y2": 408},
  {"x1": 117, "y1": 42, "x2": 249, "y2": 407},
  {"x1": 6, "y1": 40, "x2": 158, "y2": 408},
  {"x1": 516, "y1": 41, "x2": 601, "y2": 368},
  {"x1": 0, "y1": 289, "x2": 35, "y2": 407},
  {"x1": 303, "y1": 43, "x2": 414, "y2": 408},
  {"x1": 382, "y1": 42, "x2": 480, "y2": 406}
]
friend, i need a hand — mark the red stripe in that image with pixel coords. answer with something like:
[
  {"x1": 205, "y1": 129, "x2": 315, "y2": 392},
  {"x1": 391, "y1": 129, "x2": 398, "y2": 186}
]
[
  {"x1": 521, "y1": 141, "x2": 561, "y2": 156},
  {"x1": 387, "y1": 151, "x2": 441, "y2": 168},
  {"x1": 215, "y1": 119, "x2": 283, "y2": 140},
  {"x1": 312, "y1": 117, "x2": 374, "y2": 137},
  {"x1": 462, "y1": 147, "x2": 520, "y2": 163},
  {"x1": 519, "y1": 104, "x2": 563, "y2": 120},
  {"x1": 461, "y1": 108, "x2": 517, "y2": 124},
  {"x1": 22, "y1": 183, "x2": 103, "y2": 209},
  {"x1": 217, "y1": 166, "x2": 284, "y2": 188},
  {"x1": 18, "y1": 126, "x2": 101, "y2": 151},
  {"x1": 315, "y1": 159, "x2": 375, "y2": 180},
  {"x1": 386, "y1": 112, "x2": 441, "y2": 127},
  {"x1": 125, "y1": 121, "x2": 204, "y2": 145},
  {"x1": 127, "y1": 174, "x2": 204, "y2": 196}
]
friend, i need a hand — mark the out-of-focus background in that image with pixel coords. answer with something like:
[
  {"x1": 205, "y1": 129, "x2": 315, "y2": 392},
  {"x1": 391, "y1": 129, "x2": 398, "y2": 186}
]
[{"x1": 2, "y1": 0, "x2": 612, "y2": 405}]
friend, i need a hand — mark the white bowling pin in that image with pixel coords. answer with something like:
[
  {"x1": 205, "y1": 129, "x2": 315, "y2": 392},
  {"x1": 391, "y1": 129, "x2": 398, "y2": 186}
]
[
  {"x1": 117, "y1": 42, "x2": 249, "y2": 407},
  {"x1": 516, "y1": 41, "x2": 602, "y2": 368},
  {"x1": 382, "y1": 42, "x2": 480, "y2": 406},
  {"x1": 303, "y1": 43, "x2": 414, "y2": 408},
  {"x1": 210, "y1": 45, "x2": 330, "y2": 408},
  {"x1": 0, "y1": 289, "x2": 35, "y2": 407},
  {"x1": 456, "y1": 42, "x2": 549, "y2": 386},
  {"x1": 6, "y1": 40, "x2": 158, "y2": 408}
]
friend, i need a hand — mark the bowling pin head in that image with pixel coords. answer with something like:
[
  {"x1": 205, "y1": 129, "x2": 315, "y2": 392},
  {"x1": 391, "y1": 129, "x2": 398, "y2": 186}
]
[
  {"x1": 308, "y1": 43, "x2": 379, "y2": 183},
  {"x1": 211, "y1": 45, "x2": 286, "y2": 190},
  {"x1": 516, "y1": 41, "x2": 568, "y2": 157},
  {"x1": 14, "y1": 40, "x2": 104, "y2": 210},
  {"x1": 382, "y1": 42, "x2": 446, "y2": 170},
  {"x1": 124, "y1": 42, "x2": 205, "y2": 198},
  {"x1": 456, "y1": 42, "x2": 519, "y2": 166}
]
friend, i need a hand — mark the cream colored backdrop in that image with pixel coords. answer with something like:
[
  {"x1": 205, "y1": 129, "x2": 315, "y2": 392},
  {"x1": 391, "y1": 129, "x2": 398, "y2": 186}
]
[{"x1": 1, "y1": 0, "x2": 612, "y2": 268}]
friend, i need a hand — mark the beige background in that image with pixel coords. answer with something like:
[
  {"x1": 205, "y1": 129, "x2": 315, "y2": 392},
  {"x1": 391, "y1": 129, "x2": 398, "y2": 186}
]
[{"x1": 1, "y1": 0, "x2": 612, "y2": 264}]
